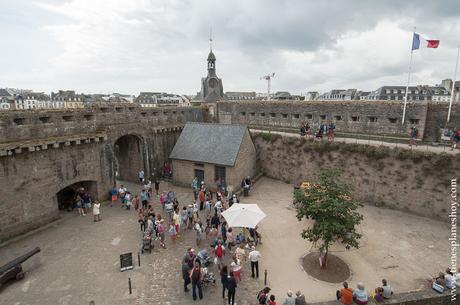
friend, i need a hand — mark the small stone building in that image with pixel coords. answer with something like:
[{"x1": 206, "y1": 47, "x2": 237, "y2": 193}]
[{"x1": 169, "y1": 122, "x2": 256, "y2": 191}]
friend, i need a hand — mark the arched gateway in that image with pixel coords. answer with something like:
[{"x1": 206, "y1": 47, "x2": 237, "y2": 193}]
[
  {"x1": 56, "y1": 180, "x2": 98, "y2": 211},
  {"x1": 113, "y1": 134, "x2": 145, "y2": 182}
]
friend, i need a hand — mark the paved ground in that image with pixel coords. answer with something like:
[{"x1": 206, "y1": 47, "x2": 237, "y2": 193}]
[
  {"x1": 249, "y1": 178, "x2": 451, "y2": 302},
  {"x1": 250, "y1": 129, "x2": 460, "y2": 155},
  {"x1": 0, "y1": 178, "x2": 451, "y2": 305},
  {"x1": 0, "y1": 180, "x2": 264, "y2": 305}
]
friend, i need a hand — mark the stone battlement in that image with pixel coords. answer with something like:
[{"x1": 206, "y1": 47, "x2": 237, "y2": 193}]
[
  {"x1": 217, "y1": 100, "x2": 460, "y2": 141},
  {"x1": 0, "y1": 103, "x2": 204, "y2": 143}
]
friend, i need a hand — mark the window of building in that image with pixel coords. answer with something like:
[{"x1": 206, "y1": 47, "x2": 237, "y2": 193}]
[
  {"x1": 240, "y1": 112, "x2": 246, "y2": 116},
  {"x1": 260, "y1": 112, "x2": 265, "y2": 117},
  {"x1": 409, "y1": 119, "x2": 420, "y2": 124},
  {"x1": 39, "y1": 116, "x2": 51, "y2": 123},
  {"x1": 270, "y1": 113, "x2": 276, "y2": 117},
  {"x1": 320, "y1": 115, "x2": 326, "y2": 120},
  {"x1": 215, "y1": 166, "x2": 226, "y2": 186},
  {"x1": 194, "y1": 163, "x2": 204, "y2": 167},
  {"x1": 293, "y1": 113, "x2": 300, "y2": 118},
  {"x1": 250, "y1": 112, "x2": 255, "y2": 116},
  {"x1": 163, "y1": 111, "x2": 169, "y2": 115},
  {"x1": 334, "y1": 115, "x2": 342, "y2": 121},
  {"x1": 62, "y1": 115, "x2": 73, "y2": 122},
  {"x1": 306, "y1": 114, "x2": 313, "y2": 119},
  {"x1": 351, "y1": 116, "x2": 360, "y2": 122},
  {"x1": 115, "y1": 107, "x2": 122, "y2": 112},
  {"x1": 282, "y1": 113, "x2": 288, "y2": 118},
  {"x1": 368, "y1": 116, "x2": 378, "y2": 122},
  {"x1": 100, "y1": 107, "x2": 109, "y2": 113},
  {"x1": 140, "y1": 112, "x2": 147, "y2": 117},
  {"x1": 152, "y1": 112, "x2": 158, "y2": 116},
  {"x1": 388, "y1": 118, "x2": 398, "y2": 123},
  {"x1": 13, "y1": 118, "x2": 25, "y2": 125}
]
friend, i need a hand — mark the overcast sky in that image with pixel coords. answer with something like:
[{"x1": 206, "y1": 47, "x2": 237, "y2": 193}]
[{"x1": 1, "y1": 0, "x2": 460, "y2": 95}]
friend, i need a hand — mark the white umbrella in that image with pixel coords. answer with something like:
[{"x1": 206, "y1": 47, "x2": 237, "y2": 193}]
[{"x1": 221, "y1": 203, "x2": 267, "y2": 228}]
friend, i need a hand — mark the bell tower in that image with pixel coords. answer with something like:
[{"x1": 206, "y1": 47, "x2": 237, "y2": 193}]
[
  {"x1": 207, "y1": 30, "x2": 216, "y2": 76},
  {"x1": 197, "y1": 30, "x2": 224, "y2": 103}
]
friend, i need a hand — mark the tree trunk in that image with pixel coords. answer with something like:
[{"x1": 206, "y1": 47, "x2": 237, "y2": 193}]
[
  {"x1": 319, "y1": 248, "x2": 328, "y2": 269},
  {"x1": 324, "y1": 249, "x2": 328, "y2": 268}
]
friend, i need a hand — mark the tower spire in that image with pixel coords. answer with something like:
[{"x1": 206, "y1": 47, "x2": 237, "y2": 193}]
[{"x1": 209, "y1": 27, "x2": 213, "y2": 52}]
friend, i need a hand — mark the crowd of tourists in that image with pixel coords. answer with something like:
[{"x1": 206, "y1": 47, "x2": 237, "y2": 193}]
[
  {"x1": 181, "y1": 176, "x2": 264, "y2": 303},
  {"x1": 299, "y1": 121, "x2": 336, "y2": 141},
  {"x1": 108, "y1": 172, "x2": 264, "y2": 304}
]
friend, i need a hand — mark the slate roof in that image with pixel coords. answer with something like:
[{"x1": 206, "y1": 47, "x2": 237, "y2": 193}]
[
  {"x1": 207, "y1": 51, "x2": 216, "y2": 61},
  {"x1": 169, "y1": 122, "x2": 248, "y2": 166},
  {"x1": 0, "y1": 89, "x2": 11, "y2": 97}
]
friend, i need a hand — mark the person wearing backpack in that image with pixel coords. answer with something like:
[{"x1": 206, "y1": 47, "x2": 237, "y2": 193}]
[
  {"x1": 257, "y1": 287, "x2": 271, "y2": 305},
  {"x1": 214, "y1": 240, "x2": 226, "y2": 270}
]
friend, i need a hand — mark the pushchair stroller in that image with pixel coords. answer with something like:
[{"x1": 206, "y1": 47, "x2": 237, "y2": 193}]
[
  {"x1": 196, "y1": 249, "x2": 213, "y2": 267},
  {"x1": 141, "y1": 230, "x2": 153, "y2": 253},
  {"x1": 201, "y1": 267, "x2": 216, "y2": 288}
]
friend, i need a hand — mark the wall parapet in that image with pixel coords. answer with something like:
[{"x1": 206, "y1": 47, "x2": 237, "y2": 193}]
[
  {"x1": 217, "y1": 100, "x2": 460, "y2": 142},
  {"x1": 0, "y1": 103, "x2": 203, "y2": 143},
  {"x1": 311, "y1": 290, "x2": 458, "y2": 305}
]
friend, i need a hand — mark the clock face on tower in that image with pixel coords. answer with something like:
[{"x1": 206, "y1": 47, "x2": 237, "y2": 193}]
[{"x1": 208, "y1": 78, "x2": 218, "y2": 89}]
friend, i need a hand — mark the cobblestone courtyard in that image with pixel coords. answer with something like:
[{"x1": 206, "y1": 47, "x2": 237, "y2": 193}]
[{"x1": 0, "y1": 178, "x2": 451, "y2": 305}]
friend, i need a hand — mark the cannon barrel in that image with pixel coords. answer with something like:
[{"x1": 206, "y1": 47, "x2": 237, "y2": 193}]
[{"x1": 0, "y1": 247, "x2": 41, "y2": 275}]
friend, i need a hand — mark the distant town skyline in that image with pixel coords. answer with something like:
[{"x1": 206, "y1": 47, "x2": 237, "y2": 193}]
[{"x1": 1, "y1": 0, "x2": 460, "y2": 95}]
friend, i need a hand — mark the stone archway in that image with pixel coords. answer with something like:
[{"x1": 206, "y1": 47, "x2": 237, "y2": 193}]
[
  {"x1": 56, "y1": 180, "x2": 97, "y2": 211},
  {"x1": 114, "y1": 134, "x2": 144, "y2": 182}
]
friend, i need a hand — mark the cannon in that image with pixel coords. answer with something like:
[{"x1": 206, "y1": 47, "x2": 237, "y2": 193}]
[{"x1": 0, "y1": 247, "x2": 40, "y2": 287}]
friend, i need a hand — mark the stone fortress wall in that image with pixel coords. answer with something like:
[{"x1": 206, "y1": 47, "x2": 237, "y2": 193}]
[
  {"x1": 217, "y1": 100, "x2": 460, "y2": 142},
  {"x1": 252, "y1": 132, "x2": 460, "y2": 220},
  {"x1": 0, "y1": 104, "x2": 204, "y2": 241}
]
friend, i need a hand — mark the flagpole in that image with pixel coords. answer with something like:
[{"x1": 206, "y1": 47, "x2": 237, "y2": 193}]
[
  {"x1": 447, "y1": 46, "x2": 460, "y2": 123},
  {"x1": 402, "y1": 27, "x2": 416, "y2": 125},
  {"x1": 402, "y1": 50, "x2": 414, "y2": 125}
]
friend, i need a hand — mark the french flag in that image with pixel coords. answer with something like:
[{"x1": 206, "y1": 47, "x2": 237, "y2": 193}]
[{"x1": 412, "y1": 32, "x2": 440, "y2": 50}]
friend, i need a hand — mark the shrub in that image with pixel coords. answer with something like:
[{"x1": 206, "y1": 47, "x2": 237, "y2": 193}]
[
  {"x1": 259, "y1": 132, "x2": 272, "y2": 142},
  {"x1": 433, "y1": 153, "x2": 452, "y2": 168},
  {"x1": 395, "y1": 148, "x2": 412, "y2": 160},
  {"x1": 365, "y1": 146, "x2": 390, "y2": 159},
  {"x1": 410, "y1": 151, "x2": 426, "y2": 164}
]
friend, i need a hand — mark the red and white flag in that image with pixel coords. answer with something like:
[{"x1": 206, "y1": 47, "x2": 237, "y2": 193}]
[{"x1": 426, "y1": 39, "x2": 440, "y2": 48}]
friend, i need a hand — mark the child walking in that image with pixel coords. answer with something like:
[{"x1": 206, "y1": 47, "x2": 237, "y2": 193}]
[{"x1": 93, "y1": 201, "x2": 101, "y2": 222}]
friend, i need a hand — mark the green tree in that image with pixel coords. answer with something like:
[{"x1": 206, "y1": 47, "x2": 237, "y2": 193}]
[{"x1": 294, "y1": 168, "x2": 363, "y2": 268}]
